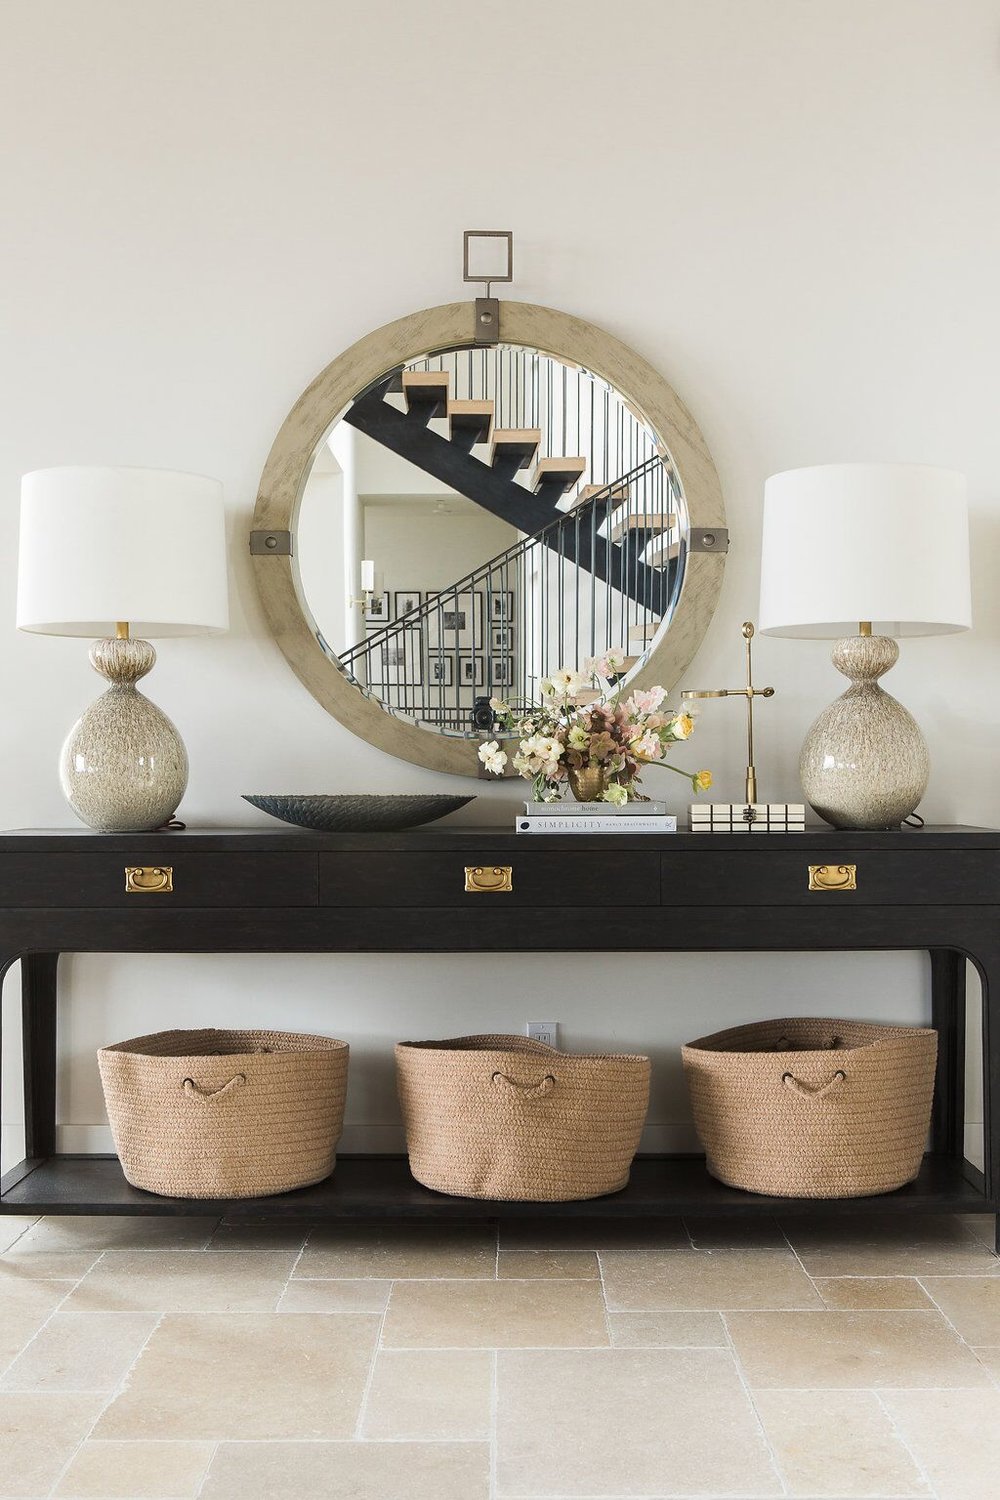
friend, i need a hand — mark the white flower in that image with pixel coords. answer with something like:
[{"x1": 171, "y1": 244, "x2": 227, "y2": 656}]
[
  {"x1": 601, "y1": 782, "x2": 629, "y2": 807},
  {"x1": 552, "y1": 666, "x2": 588, "y2": 698},
  {"x1": 567, "y1": 724, "x2": 590, "y2": 750},
  {"x1": 478, "y1": 740, "x2": 508, "y2": 776}
]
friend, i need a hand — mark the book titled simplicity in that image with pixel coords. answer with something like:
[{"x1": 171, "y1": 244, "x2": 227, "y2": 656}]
[{"x1": 516, "y1": 807, "x2": 677, "y2": 834}]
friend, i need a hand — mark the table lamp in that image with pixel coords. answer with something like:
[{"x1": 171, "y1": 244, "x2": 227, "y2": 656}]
[
  {"x1": 17, "y1": 466, "x2": 228, "y2": 832},
  {"x1": 758, "y1": 463, "x2": 971, "y2": 829}
]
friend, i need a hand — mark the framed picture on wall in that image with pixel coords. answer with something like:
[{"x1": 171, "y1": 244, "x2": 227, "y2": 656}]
[
  {"x1": 489, "y1": 655, "x2": 514, "y2": 688},
  {"x1": 458, "y1": 653, "x2": 484, "y2": 687},
  {"x1": 394, "y1": 589, "x2": 422, "y2": 620},
  {"x1": 369, "y1": 627, "x2": 423, "y2": 687},
  {"x1": 427, "y1": 654, "x2": 454, "y2": 688},
  {"x1": 366, "y1": 592, "x2": 391, "y2": 624},
  {"x1": 490, "y1": 625, "x2": 513, "y2": 651},
  {"x1": 488, "y1": 591, "x2": 515, "y2": 622},
  {"x1": 427, "y1": 591, "x2": 483, "y2": 649}
]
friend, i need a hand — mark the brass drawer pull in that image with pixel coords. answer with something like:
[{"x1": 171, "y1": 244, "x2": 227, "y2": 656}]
[
  {"x1": 808, "y1": 864, "x2": 857, "y2": 892},
  {"x1": 465, "y1": 865, "x2": 513, "y2": 893},
  {"x1": 125, "y1": 866, "x2": 174, "y2": 894}
]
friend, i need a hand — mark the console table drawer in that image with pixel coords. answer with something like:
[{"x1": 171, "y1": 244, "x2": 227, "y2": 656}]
[
  {"x1": 661, "y1": 850, "x2": 1000, "y2": 905},
  {"x1": 0, "y1": 853, "x2": 317, "y2": 908},
  {"x1": 320, "y1": 851, "x2": 660, "y2": 907}
]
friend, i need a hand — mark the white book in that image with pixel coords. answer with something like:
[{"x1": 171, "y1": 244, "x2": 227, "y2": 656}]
[
  {"x1": 515, "y1": 815, "x2": 677, "y2": 835},
  {"x1": 523, "y1": 800, "x2": 670, "y2": 818}
]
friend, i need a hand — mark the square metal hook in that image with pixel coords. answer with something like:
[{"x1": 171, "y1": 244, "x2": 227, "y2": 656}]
[{"x1": 463, "y1": 230, "x2": 513, "y2": 286}]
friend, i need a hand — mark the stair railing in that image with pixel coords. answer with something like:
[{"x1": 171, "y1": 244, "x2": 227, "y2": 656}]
[{"x1": 338, "y1": 455, "x2": 685, "y2": 735}]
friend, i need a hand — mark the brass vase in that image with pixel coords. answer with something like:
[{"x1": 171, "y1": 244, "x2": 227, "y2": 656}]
[{"x1": 567, "y1": 766, "x2": 607, "y2": 802}]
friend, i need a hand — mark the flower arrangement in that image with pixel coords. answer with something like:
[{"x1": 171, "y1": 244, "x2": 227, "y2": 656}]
[{"x1": 478, "y1": 651, "x2": 712, "y2": 805}]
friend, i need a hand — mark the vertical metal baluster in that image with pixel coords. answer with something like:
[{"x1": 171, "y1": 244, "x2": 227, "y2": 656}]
[{"x1": 557, "y1": 514, "x2": 565, "y2": 669}]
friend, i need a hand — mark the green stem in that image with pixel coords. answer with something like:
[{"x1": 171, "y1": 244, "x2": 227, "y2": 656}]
[{"x1": 644, "y1": 760, "x2": 700, "y2": 782}]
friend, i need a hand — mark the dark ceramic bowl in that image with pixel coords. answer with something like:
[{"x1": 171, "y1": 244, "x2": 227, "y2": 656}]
[{"x1": 242, "y1": 793, "x2": 474, "y2": 833}]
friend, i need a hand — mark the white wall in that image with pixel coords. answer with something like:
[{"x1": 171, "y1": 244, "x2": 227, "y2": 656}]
[{"x1": 2, "y1": 0, "x2": 998, "y2": 1168}]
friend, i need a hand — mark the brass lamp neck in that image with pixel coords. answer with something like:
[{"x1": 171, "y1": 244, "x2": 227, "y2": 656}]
[
  {"x1": 859, "y1": 620, "x2": 872, "y2": 637},
  {"x1": 116, "y1": 621, "x2": 130, "y2": 640}
]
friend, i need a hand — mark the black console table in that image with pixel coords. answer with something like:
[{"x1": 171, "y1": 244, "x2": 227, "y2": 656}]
[{"x1": 0, "y1": 826, "x2": 997, "y2": 1242}]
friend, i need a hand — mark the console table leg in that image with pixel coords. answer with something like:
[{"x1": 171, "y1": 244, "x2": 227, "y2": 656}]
[
  {"x1": 21, "y1": 954, "x2": 58, "y2": 1160},
  {"x1": 929, "y1": 948, "x2": 966, "y2": 1159},
  {"x1": 970, "y1": 943, "x2": 1000, "y2": 1254}
]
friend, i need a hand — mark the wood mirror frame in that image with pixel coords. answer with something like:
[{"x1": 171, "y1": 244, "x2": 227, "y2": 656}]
[{"x1": 251, "y1": 300, "x2": 728, "y2": 776}]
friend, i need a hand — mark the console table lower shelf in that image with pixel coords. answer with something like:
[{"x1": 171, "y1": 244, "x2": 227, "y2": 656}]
[{"x1": 1, "y1": 1153, "x2": 991, "y2": 1220}]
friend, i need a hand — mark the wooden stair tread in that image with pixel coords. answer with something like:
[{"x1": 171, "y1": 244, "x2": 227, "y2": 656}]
[
  {"x1": 607, "y1": 510, "x2": 678, "y2": 544},
  {"x1": 629, "y1": 621, "x2": 661, "y2": 644},
  {"x1": 447, "y1": 399, "x2": 494, "y2": 444},
  {"x1": 568, "y1": 482, "x2": 630, "y2": 511},
  {"x1": 571, "y1": 688, "x2": 604, "y2": 705},
  {"x1": 531, "y1": 456, "x2": 587, "y2": 495},
  {"x1": 402, "y1": 370, "x2": 452, "y2": 411},
  {"x1": 643, "y1": 538, "x2": 681, "y2": 566},
  {"x1": 489, "y1": 428, "x2": 541, "y2": 471}
]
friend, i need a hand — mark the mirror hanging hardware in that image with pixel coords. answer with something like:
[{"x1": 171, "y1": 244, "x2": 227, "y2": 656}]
[
  {"x1": 689, "y1": 528, "x2": 730, "y2": 553},
  {"x1": 250, "y1": 530, "x2": 293, "y2": 557},
  {"x1": 463, "y1": 230, "x2": 512, "y2": 347}
]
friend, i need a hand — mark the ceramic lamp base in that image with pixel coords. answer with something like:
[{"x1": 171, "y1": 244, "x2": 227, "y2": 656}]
[
  {"x1": 799, "y1": 635, "x2": 929, "y2": 830},
  {"x1": 59, "y1": 638, "x2": 188, "y2": 833}
]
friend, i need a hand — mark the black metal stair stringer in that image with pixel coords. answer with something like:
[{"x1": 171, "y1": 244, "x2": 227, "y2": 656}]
[{"x1": 343, "y1": 384, "x2": 670, "y2": 614}]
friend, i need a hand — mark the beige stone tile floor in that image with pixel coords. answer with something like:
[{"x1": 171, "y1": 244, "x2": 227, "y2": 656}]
[{"x1": 0, "y1": 1210, "x2": 997, "y2": 1497}]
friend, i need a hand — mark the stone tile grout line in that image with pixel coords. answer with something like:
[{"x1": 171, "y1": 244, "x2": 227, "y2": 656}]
[
  {"x1": 871, "y1": 1387, "x2": 941, "y2": 1500},
  {"x1": 717, "y1": 1309, "x2": 789, "y2": 1498},
  {"x1": 351, "y1": 1291, "x2": 392, "y2": 1441},
  {"x1": 41, "y1": 1309, "x2": 166, "y2": 1500}
]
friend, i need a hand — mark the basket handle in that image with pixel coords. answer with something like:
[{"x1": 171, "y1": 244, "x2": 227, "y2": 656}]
[
  {"x1": 491, "y1": 1070, "x2": 555, "y2": 1099},
  {"x1": 182, "y1": 1074, "x2": 246, "y2": 1101},
  {"x1": 782, "y1": 1069, "x2": 846, "y2": 1100}
]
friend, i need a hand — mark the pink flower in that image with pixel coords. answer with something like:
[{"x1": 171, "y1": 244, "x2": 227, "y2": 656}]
[
  {"x1": 626, "y1": 687, "x2": 666, "y2": 716},
  {"x1": 633, "y1": 732, "x2": 663, "y2": 760}
]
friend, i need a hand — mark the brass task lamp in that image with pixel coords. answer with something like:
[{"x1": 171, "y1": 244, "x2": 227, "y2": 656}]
[{"x1": 683, "y1": 622, "x2": 804, "y2": 832}]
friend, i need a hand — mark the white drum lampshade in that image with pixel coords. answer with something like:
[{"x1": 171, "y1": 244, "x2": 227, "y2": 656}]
[
  {"x1": 17, "y1": 467, "x2": 229, "y2": 831},
  {"x1": 758, "y1": 463, "x2": 971, "y2": 829}
]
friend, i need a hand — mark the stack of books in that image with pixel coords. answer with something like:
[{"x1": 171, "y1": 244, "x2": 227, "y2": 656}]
[{"x1": 515, "y1": 801, "x2": 677, "y2": 835}]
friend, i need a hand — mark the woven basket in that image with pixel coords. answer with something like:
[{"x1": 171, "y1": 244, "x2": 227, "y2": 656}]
[
  {"x1": 682, "y1": 1017, "x2": 937, "y2": 1199},
  {"x1": 396, "y1": 1034, "x2": 650, "y2": 1201},
  {"x1": 98, "y1": 1028, "x2": 349, "y2": 1199}
]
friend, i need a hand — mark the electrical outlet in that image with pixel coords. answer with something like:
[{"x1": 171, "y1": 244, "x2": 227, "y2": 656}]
[{"x1": 527, "y1": 1021, "x2": 558, "y2": 1049}]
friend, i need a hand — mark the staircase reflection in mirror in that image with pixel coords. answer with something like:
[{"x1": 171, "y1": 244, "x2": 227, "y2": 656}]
[{"x1": 296, "y1": 344, "x2": 687, "y2": 738}]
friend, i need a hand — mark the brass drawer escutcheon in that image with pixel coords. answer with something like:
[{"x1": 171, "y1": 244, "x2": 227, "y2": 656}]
[
  {"x1": 125, "y1": 866, "x2": 174, "y2": 894},
  {"x1": 465, "y1": 865, "x2": 513, "y2": 893},
  {"x1": 808, "y1": 863, "x2": 857, "y2": 892}
]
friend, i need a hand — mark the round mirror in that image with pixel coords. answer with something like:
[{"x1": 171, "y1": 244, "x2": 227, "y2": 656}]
[{"x1": 252, "y1": 302, "x2": 727, "y2": 776}]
